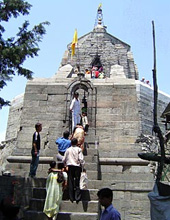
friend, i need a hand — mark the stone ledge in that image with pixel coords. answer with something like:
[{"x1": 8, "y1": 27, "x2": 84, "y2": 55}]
[
  {"x1": 7, "y1": 156, "x2": 53, "y2": 164},
  {"x1": 99, "y1": 158, "x2": 149, "y2": 166}
]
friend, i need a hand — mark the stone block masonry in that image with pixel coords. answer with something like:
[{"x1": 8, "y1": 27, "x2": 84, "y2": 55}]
[{"x1": 2, "y1": 18, "x2": 170, "y2": 220}]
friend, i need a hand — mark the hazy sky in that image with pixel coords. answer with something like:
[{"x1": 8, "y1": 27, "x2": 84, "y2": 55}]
[{"x1": 1, "y1": 0, "x2": 170, "y2": 142}]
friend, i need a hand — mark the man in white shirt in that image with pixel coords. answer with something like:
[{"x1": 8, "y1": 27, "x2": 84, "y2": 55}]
[
  {"x1": 70, "y1": 92, "x2": 81, "y2": 131},
  {"x1": 62, "y1": 138, "x2": 85, "y2": 203}
]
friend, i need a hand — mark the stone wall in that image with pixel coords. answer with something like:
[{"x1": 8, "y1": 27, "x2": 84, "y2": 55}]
[
  {"x1": 0, "y1": 176, "x2": 39, "y2": 219},
  {"x1": 0, "y1": 176, "x2": 24, "y2": 219},
  {"x1": 94, "y1": 78, "x2": 141, "y2": 158},
  {"x1": 61, "y1": 26, "x2": 138, "y2": 79},
  {"x1": 136, "y1": 81, "x2": 170, "y2": 135},
  {"x1": 4, "y1": 77, "x2": 170, "y2": 170},
  {"x1": 13, "y1": 78, "x2": 70, "y2": 158},
  {"x1": 5, "y1": 94, "x2": 24, "y2": 141}
]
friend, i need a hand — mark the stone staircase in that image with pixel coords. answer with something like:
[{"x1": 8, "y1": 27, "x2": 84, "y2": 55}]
[
  {"x1": 19, "y1": 143, "x2": 154, "y2": 220},
  {"x1": 24, "y1": 190, "x2": 99, "y2": 220},
  {"x1": 23, "y1": 145, "x2": 100, "y2": 220},
  {"x1": 4, "y1": 129, "x2": 155, "y2": 220}
]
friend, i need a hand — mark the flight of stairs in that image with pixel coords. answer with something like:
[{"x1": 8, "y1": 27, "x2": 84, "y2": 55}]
[
  {"x1": 4, "y1": 131, "x2": 154, "y2": 220},
  {"x1": 24, "y1": 145, "x2": 100, "y2": 220}
]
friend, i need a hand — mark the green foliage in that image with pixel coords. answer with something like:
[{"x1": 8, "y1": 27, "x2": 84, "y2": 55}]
[{"x1": 0, "y1": 0, "x2": 50, "y2": 108}]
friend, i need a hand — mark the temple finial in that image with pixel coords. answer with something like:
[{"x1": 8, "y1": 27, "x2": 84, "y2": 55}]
[
  {"x1": 98, "y1": 3, "x2": 102, "y2": 10},
  {"x1": 95, "y1": 3, "x2": 104, "y2": 27},
  {"x1": 94, "y1": 3, "x2": 107, "y2": 31}
]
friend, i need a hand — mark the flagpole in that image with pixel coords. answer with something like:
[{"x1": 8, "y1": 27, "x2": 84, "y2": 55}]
[
  {"x1": 76, "y1": 40, "x2": 80, "y2": 73},
  {"x1": 152, "y1": 21, "x2": 165, "y2": 182}
]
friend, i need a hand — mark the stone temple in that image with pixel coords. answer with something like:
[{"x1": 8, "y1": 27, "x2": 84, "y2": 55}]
[{"x1": 1, "y1": 6, "x2": 170, "y2": 220}]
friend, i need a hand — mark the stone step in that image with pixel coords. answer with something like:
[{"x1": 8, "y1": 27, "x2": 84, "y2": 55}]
[
  {"x1": 7, "y1": 156, "x2": 53, "y2": 163},
  {"x1": 36, "y1": 170, "x2": 99, "y2": 180},
  {"x1": 88, "y1": 180, "x2": 154, "y2": 192},
  {"x1": 101, "y1": 172, "x2": 154, "y2": 182},
  {"x1": 8, "y1": 163, "x2": 152, "y2": 181},
  {"x1": 9, "y1": 147, "x2": 98, "y2": 157},
  {"x1": 26, "y1": 177, "x2": 47, "y2": 187},
  {"x1": 84, "y1": 135, "x2": 97, "y2": 143},
  {"x1": 29, "y1": 199, "x2": 44, "y2": 211},
  {"x1": 9, "y1": 169, "x2": 99, "y2": 180},
  {"x1": 5, "y1": 155, "x2": 99, "y2": 177},
  {"x1": 85, "y1": 162, "x2": 98, "y2": 171},
  {"x1": 25, "y1": 171, "x2": 97, "y2": 181},
  {"x1": 83, "y1": 154, "x2": 99, "y2": 163},
  {"x1": 33, "y1": 188, "x2": 99, "y2": 201},
  {"x1": 60, "y1": 201, "x2": 98, "y2": 213},
  {"x1": 29, "y1": 199, "x2": 98, "y2": 213},
  {"x1": 10, "y1": 149, "x2": 142, "y2": 161},
  {"x1": 62, "y1": 189, "x2": 99, "y2": 201},
  {"x1": 24, "y1": 210, "x2": 98, "y2": 220},
  {"x1": 99, "y1": 150, "x2": 141, "y2": 158},
  {"x1": 86, "y1": 170, "x2": 99, "y2": 180},
  {"x1": 57, "y1": 212, "x2": 98, "y2": 220},
  {"x1": 18, "y1": 177, "x2": 154, "y2": 191},
  {"x1": 85, "y1": 147, "x2": 98, "y2": 155},
  {"x1": 24, "y1": 210, "x2": 48, "y2": 220},
  {"x1": 99, "y1": 158, "x2": 149, "y2": 166},
  {"x1": 5, "y1": 164, "x2": 50, "y2": 178},
  {"x1": 9, "y1": 136, "x2": 97, "y2": 153},
  {"x1": 10, "y1": 165, "x2": 153, "y2": 182},
  {"x1": 33, "y1": 187, "x2": 46, "y2": 199}
]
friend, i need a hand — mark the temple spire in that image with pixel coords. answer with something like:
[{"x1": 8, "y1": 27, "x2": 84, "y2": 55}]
[{"x1": 94, "y1": 3, "x2": 104, "y2": 27}]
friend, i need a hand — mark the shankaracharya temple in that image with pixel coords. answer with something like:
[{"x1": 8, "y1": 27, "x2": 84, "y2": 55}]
[{"x1": 0, "y1": 5, "x2": 170, "y2": 220}]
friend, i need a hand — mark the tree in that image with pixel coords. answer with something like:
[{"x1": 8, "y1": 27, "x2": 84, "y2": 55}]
[{"x1": 0, "y1": 0, "x2": 50, "y2": 108}]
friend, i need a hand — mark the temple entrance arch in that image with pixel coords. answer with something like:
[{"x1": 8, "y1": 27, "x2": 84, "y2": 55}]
[{"x1": 63, "y1": 78, "x2": 97, "y2": 134}]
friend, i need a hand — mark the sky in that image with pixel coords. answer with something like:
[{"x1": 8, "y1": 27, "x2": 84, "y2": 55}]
[{"x1": 0, "y1": 0, "x2": 170, "y2": 142}]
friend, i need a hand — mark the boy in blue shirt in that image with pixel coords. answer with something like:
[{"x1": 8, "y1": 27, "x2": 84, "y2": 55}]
[
  {"x1": 97, "y1": 188, "x2": 121, "y2": 220},
  {"x1": 56, "y1": 131, "x2": 71, "y2": 163}
]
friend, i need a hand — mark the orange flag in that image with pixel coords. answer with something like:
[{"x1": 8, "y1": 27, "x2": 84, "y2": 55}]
[{"x1": 71, "y1": 29, "x2": 78, "y2": 56}]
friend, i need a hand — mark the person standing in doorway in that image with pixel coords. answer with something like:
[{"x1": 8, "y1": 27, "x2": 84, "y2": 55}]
[
  {"x1": 62, "y1": 138, "x2": 85, "y2": 203},
  {"x1": 29, "y1": 122, "x2": 42, "y2": 178},
  {"x1": 70, "y1": 92, "x2": 81, "y2": 131},
  {"x1": 97, "y1": 188, "x2": 121, "y2": 220}
]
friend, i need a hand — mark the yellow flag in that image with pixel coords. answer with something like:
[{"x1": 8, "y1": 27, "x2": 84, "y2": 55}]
[
  {"x1": 71, "y1": 29, "x2": 78, "y2": 56},
  {"x1": 98, "y1": 3, "x2": 102, "y2": 9}
]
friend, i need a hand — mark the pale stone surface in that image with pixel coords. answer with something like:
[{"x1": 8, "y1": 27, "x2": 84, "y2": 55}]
[
  {"x1": 53, "y1": 64, "x2": 74, "y2": 78},
  {"x1": 110, "y1": 64, "x2": 126, "y2": 78},
  {"x1": 5, "y1": 94, "x2": 24, "y2": 141}
]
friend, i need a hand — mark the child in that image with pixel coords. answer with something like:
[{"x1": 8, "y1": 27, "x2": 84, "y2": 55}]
[
  {"x1": 97, "y1": 188, "x2": 121, "y2": 220},
  {"x1": 81, "y1": 112, "x2": 89, "y2": 133}
]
